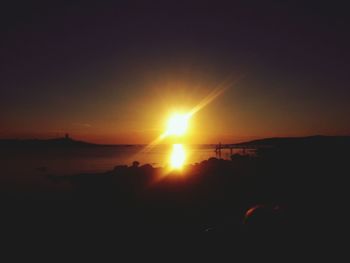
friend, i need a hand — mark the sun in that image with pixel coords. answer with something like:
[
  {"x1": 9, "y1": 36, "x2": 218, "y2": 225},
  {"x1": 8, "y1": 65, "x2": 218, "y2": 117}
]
[{"x1": 165, "y1": 113, "x2": 190, "y2": 136}]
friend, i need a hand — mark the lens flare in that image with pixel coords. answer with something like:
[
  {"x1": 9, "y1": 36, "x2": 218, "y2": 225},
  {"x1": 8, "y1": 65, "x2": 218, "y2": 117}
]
[{"x1": 170, "y1": 144, "x2": 186, "y2": 169}]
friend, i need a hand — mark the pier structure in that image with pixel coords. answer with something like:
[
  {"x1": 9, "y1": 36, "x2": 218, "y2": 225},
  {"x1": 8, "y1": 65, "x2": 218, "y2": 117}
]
[{"x1": 215, "y1": 143, "x2": 256, "y2": 158}]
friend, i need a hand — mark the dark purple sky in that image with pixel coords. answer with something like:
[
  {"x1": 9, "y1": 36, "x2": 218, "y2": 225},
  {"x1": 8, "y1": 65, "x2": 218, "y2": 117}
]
[{"x1": 1, "y1": 1, "x2": 349, "y2": 143}]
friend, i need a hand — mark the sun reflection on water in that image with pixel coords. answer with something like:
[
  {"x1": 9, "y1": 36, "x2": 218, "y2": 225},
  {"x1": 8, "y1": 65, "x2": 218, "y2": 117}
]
[{"x1": 170, "y1": 144, "x2": 186, "y2": 169}]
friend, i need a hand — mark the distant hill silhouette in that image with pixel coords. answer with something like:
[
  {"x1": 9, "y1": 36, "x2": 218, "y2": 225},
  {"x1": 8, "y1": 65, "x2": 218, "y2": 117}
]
[
  {"x1": 234, "y1": 135, "x2": 350, "y2": 148},
  {"x1": 0, "y1": 137, "x2": 136, "y2": 150},
  {"x1": 0, "y1": 137, "x2": 100, "y2": 148}
]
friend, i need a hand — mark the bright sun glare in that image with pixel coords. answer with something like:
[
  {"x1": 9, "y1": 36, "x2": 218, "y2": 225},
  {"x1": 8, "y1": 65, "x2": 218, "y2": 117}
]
[
  {"x1": 170, "y1": 144, "x2": 186, "y2": 169},
  {"x1": 165, "y1": 113, "x2": 190, "y2": 136},
  {"x1": 143, "y1": 83, "x2": 231, "y2": 171}
]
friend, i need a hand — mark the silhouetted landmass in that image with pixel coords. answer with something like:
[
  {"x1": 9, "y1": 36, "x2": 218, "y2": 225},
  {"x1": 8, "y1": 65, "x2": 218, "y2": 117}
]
[
  {"x1": 0, "y1": 137, "x2": 134, "y2": 148},
  {"x1": 235, "y1": 134, "x2": 350, "y2": 147},
  {"x1": 0, "y1": 135, "x2": 348, "y2": 257}
]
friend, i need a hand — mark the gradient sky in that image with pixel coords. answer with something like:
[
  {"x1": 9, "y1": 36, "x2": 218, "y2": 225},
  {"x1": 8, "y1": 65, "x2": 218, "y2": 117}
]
[{"x1": 1, "y1": 1, "x2": 349, "y2": 144}]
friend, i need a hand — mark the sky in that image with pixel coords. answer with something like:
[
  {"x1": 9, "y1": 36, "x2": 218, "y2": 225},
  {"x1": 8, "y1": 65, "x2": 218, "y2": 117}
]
[{"x1": 1, "y1": 1, "x2": 349, "y2": 144}]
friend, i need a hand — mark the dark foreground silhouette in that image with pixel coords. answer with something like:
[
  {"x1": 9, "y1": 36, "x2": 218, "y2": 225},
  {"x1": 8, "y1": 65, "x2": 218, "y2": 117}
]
[{"x1": 0, "y1": 136, "x2": 349, "y2": 258}]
